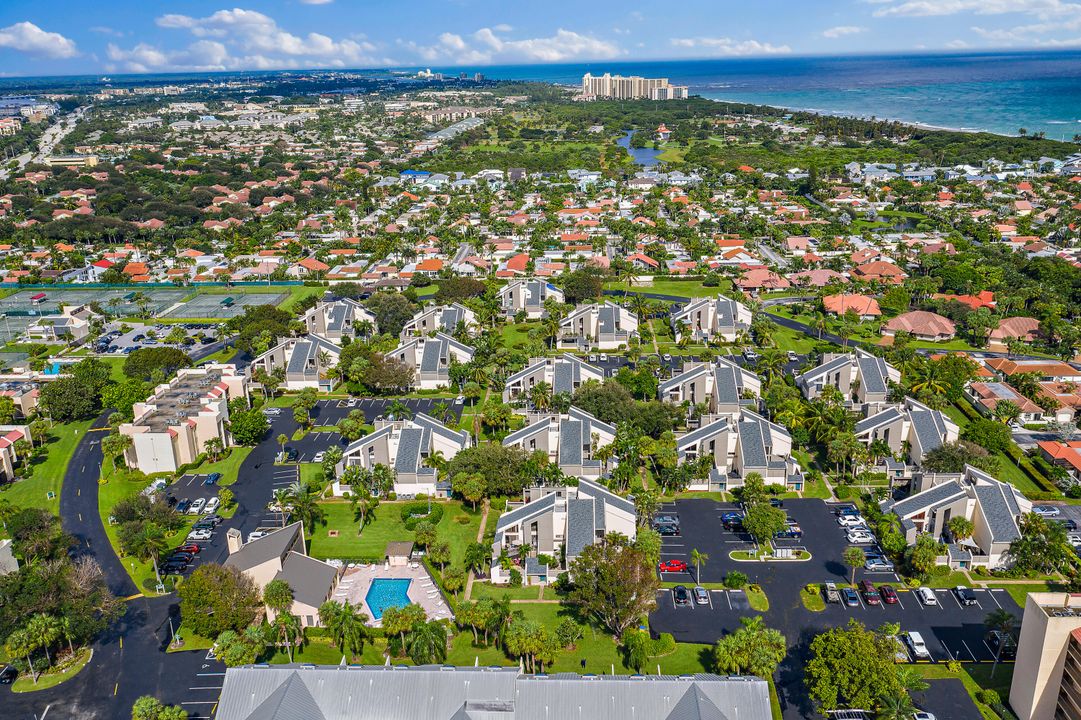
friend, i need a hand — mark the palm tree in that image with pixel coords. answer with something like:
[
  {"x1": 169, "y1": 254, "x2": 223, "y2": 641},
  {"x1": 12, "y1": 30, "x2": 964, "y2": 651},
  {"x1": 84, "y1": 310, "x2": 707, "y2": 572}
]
[
  {"x1": 58, "y1": 617, "x2": 76, "y2": 658},
  {"x1": 690, "y1": 548, "x2": 709, "y2": 584},
  {"x1": 277, "y1": 433, "x2": 289, "y2": 459},
  {"x1": 273, "y1": 611, "x2": 303, "y2": 662},
  {"x1": 321, "y1": 601, "x2": 370, "y2": 661},
  {"x1": 387, "y1": 399, "x2": 412, "y2": 420},
  {"x1": 5, "y1": 628, "x2": 37, "y2": 683},
  {"x1": 985, "y1": 608, "x2": 1017, "y2": 677},
  {"x1": 431, "y1": 401, "x2": 452, "y2": 424},
  {"x1": 26, "y1": 614, "x2": 60, "y2": 668},
  {"x1": 876, "y1": 691, "x2": 916, "y2": 720},
  {"x1": 272, "y1": 488, "x2": 292, "y2": 527},
  {"x1": 407, "y1": 621, "x2": 448, "y2": 665},
  {"x1": 129, "y1": 522, "x2": 170, "y2": 586}
]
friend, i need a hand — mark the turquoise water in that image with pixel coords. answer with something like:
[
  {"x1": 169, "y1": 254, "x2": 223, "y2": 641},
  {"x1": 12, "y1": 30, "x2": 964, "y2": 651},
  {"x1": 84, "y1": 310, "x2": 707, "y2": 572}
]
[
  {"x1": 365, "y1": 578, "x2": 411, "y2": 620},
  {"x1": 460, "y1": 51, "x2": 1081, "y2": 139}
]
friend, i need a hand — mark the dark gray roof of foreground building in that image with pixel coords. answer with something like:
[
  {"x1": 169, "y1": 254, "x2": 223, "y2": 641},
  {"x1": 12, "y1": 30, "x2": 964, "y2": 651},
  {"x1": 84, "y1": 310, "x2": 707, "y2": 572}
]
[
  {"x1": 884, "y1": 480, "x2": 966, "y2": 517},
  {"x1": 275, "y1": 552, "x2": 338, "y2": 609},
  {"x1": 565, "y1": 497, "x2": 596, "y2": 559},
  {"x1": 213, "y1": 665, "x2": 772, "y2": 720},
  {"x1": 224, "y1": 523, "x2": 301, "y2": 573}
]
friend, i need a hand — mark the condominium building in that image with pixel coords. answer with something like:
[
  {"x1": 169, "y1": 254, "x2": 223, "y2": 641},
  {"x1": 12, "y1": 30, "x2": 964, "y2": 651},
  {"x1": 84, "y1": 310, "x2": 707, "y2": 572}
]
[
  {"x1": 1010, "y1": 592, "x2": 1081, "y2": 720},
  {"x1": 581, "y1": 73, "x2": 689, "y2": 100},
  {"x1": 120, "y1": 365, "x2": 248, "y2": 474}
]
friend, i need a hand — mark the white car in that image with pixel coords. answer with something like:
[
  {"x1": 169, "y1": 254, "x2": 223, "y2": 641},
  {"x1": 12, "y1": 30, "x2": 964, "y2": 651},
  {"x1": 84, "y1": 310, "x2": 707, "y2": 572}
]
[
  {"x1": 247, "y1": 531, "x2": 269, "y2": 543},
  {"x1": 188, "y1": 498, "x2": 207, "y2": 515},
  {"x1": 1033, "y1": 505, "x2": 1061, "y2": 518},
  {"x1": 347, "y1": 398, "x2": 358, "y2": 407},
  {"x1": 187, "y1": 529, "x2": 212, "y2": 542},
  {"x1": 203, "y1": 497, "x2": 220, "y2": 514},
  {"x1": 847, "y1": 531, "x2": 875, "y2": 544},
  {"x1": 313, "y1": 452, "x2": 326, "y2": 463},
  {"x1": 913, "y1": 712, "x2": 937, "y2": 720},
  {"x1": 1069, "y1": 533, "x2": 1081, "y2": 547},
  {"x1": 837, "y1": 515, "x2": 866, "y2": 528},
  {"x1": 916, "y1": 587, "x2": 938, "y2": 606},
  {"x1": 262, "y1": 407, "x2": 282, "y2": 416},
  {"x1": 906, "y1": 631, "x2": 931, "y2": 660}
]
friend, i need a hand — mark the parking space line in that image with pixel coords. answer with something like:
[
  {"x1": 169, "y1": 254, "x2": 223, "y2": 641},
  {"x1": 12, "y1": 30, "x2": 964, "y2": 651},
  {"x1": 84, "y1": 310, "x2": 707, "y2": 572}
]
[
  {"x1": 895, "y1": 593, "x2": 905, "y2": 610},
  {"x1": 987, "y1": 590, "x2": 1004, "y2": 609}
]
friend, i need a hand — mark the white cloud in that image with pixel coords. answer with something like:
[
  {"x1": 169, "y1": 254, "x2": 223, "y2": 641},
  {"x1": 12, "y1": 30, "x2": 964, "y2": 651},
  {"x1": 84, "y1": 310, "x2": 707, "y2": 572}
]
[
  {"x1": 107, "y1": 8, "x2": 388, "y2": 72},
  {"x1": 874, "y1": 0, "x2": 1081, "y2": 18},
  {"x1": 89, "y1": 26, "x2": 124, "y2": 38},
  {"x1": 822, "y1": 25, "x2": 868, "y2": 38},
  {"x1": 400, "y1": 27, "x2": 621, "y2": 64},
  {"x1": 945, "y1": 38, "x2": 971, "y2": 48},
  {"x1": 670, "y1": 36, "x2": 791, "y2": 56},
  {"x1": 0, "y1": 21, "x2": 77, "y2": 59}
]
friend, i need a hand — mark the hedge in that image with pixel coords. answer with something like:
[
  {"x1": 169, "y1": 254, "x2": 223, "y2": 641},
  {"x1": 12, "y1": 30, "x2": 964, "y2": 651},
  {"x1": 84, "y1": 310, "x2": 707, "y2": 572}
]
[{"x1": 400, "y1": 501, "x2": 445, "y2": 530}]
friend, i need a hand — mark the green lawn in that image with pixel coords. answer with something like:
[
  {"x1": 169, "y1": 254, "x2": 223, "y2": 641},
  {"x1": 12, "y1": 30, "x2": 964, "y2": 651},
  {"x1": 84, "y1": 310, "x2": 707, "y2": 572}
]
[
  {"x1": 926, "y1": 570, "x2": 974, "y2": 589},
  {"x1": 469, "y1": 582, "x2": 543, "y2": 601},
  {"x1": 11, "y1": 647, "x2": 91, "y2": 693},
  {"x1": 985, "y1": 581, "x2": 1060, "y2": 607},
  {"x1": 308, "y1": 500, "x2": 482, "y2": 567},
  {"x1": 500, "y1": 321, "x2": 542, "y2": 351},
  {"x1": 190, "y1": 447, "x2": 252, "y2": 487},
  {"x1": 603, "y1": 279, "x2": 731, "y2": 298},
  {"x1": 0, "y1": 419, "x2": 93, "y2": 514}
]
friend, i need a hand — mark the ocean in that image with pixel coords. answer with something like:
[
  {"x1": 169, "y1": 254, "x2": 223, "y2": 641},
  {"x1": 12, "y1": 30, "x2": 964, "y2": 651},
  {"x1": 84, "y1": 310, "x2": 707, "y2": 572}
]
[{"x1": 461, "y1": 51, "x2": 1081, "y2": 140}]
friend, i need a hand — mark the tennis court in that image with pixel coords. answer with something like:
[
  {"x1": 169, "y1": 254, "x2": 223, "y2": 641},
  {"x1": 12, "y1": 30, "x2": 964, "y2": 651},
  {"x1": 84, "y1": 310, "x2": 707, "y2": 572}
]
[
  {"x1": 0, "y1": 288, "x2": 188, "y2": 317},
  {"x1": 162, "y1": 291, "x2": 288, "y2": 319}
]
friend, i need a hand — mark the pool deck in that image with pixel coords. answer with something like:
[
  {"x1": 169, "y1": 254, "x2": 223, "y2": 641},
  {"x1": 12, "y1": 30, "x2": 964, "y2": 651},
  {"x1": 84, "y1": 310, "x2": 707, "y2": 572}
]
[{"x1": 334, "y1": 562, "x2": 453, "y2": 627}]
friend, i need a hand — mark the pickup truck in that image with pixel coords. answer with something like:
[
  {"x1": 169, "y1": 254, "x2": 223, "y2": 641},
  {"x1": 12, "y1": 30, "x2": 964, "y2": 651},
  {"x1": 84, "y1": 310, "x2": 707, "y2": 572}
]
[{"x1": 824, "y1": 582, "x2": 841, "y2": 604}]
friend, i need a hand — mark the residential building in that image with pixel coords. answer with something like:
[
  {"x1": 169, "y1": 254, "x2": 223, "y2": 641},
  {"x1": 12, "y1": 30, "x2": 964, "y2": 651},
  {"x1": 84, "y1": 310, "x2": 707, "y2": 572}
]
[
  {"x1": 387, "y1": 332, "x2": 474, "y2": 390},
  {"x1": 557, "y1": 301, "x2": 638, "y2": 351},
  {"x1": 967, "y1": 381, "x2": 1047, "y2": 425},
  {"x1": 854, "y1": 397, "x2": 960, "y2": 469},
  {"x1": 985, "y1": 358, "x2": 1081, "y2": 383},
  {"x1": 1037, "y1": 440, "x2": 1081, "y2": 483},
  {"x1": 337, "y1": 413, "x2": 471, "y2": 496},
  {"x1": 223, "y1": 523, "x2": 339, "y2": 628},
  {"x1": 213, "y1": 665, "x2": 771, "y2": 720},
  {"x1": 669, "y1": 295, "x2": 753, "y2": 343},
  {"x1": 24, "y1": 304, "x2": 98, "y2": 343},
  {"x1": 882, "y1": 310, "x2": 956, "y2": 341},
  {"x1": 497, "y1": 279, "x2": 564, "y2": 319},
  {"x1": 796, "y1": 349, "x2": 901, "y2": 412},
  {"x1": 0, "y1": 538, "x2": 17, "y2": 575},
  {"x1": 119, "y1": 365, "x2": 248, "y2": 474},
  {"x1": 249, "y1": 335, "x2": 340, "y2": 391},
  {"x1": 502, "y1": 406, "x2": 616, "y2": 481},
  {"x1": 502, "y1": 354, "x2": 604, "y2": 403},
  {"x1": 658, "y1": 357, "x2": 762, "y2": 419},
  {"x1": 581, "y1": 72, "x2": 689, "y2": 100},
  {"x1": 989, "y1": 316, "x2": 1041, "y2": 352},
  {"x1": 400, "y1": 302, "x2": 476, "y2": 339},
  {"x1": 491, "y1": 478, "x2": 636, "y2": 585},
  {"x1": 301, "y1": 298, "x2": 377, "y2": 344},
  {"x1": 1010, "y1": 592, "x2": 1081, "y2": 720},
  {"x1": 676, "y1": 409, "x2": 801, "y2": 492},
  {"x1": 0, "y1": 425, "x2": 30, "y2": 482},
  {"x1": 822, "y1": 293, "x2": 881, "y2": 319},
  {"x1": 882, "y1": 465, "x2": 1032, "y2": 570}
]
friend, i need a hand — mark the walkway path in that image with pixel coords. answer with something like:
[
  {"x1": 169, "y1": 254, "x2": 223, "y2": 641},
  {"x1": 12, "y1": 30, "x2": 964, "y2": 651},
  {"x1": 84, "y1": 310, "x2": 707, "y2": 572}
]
[{"x1": 462, "y1": 500, "x2": 489, "y2": 601}]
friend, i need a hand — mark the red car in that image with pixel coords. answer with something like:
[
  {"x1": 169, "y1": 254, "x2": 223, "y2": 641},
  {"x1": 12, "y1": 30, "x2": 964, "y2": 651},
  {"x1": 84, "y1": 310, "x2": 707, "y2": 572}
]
[
  {"x1": 175, "y1": 544, "x2": 202, "y2": 554},
  {"x1": 860, "y1": 579, "x2": 881, "y2": 605},
  {"x1": 879, "y1": 585, "x2": 899, "y2": 604},
  {"x1": 658, "y1": 560, "x2": 688, "y2": 573}
]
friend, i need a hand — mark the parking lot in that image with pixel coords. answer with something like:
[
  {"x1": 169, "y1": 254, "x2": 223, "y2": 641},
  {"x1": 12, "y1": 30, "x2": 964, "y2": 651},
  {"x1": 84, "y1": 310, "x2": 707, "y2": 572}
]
[
  {"x1": 648, "y1": 498, "x2": 1021, "y2": 667},
  {"x1": 96, "y1": 321, "x2": 221, "y2": 355}
]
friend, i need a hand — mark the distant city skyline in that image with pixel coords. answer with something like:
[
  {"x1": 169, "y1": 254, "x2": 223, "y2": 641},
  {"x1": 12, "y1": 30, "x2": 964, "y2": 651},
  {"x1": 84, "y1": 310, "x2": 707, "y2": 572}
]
[{"x1": 0, "y1": 0, "x2": 1080, "y2": 77}]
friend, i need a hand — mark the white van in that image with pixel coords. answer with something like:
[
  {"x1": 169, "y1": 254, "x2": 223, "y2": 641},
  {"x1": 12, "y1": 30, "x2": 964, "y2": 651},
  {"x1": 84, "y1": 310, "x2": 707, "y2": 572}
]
[
  {"x1": 906, "y1": 631, "x2": 931, "y2": 659},
  {"x1": 916, "y1": 586, "x2": 937, "y2": 606}
]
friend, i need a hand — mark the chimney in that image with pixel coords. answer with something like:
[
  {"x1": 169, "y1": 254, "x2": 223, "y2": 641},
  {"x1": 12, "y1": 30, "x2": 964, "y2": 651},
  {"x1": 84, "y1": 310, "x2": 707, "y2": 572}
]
[{"x1": 226, "y1": 528, "x2": 242, "y2": 554}]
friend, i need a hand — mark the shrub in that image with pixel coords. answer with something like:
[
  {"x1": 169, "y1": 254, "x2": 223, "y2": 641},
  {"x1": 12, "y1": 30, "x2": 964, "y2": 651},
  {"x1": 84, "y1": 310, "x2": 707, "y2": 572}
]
[
  {"x1": 652, "y1": 633, "x2": 676, "y2": 655},
  {"x1": 555, "y1": 618, "x2": 582, "y2": 649},
  {"x1": 724, "y1": 571, "x2": 748, "y2": 589},
  {"x1": 930, "y1": 564, "x2": 950, "y2": 577},
  {"x1": 835, "y1": 486, "x2": 853, "y2": 500},
  {"x1": 805, "y1": 583, "x2": 818, "y2": 594},
  {"x1": 945, "y1": 659, "x2": 962, "y2": 674},
  {"x1": 978, "y1": 689, "x2": 1001, "y2": 706},
  {"x1": 1068, "y1": 485, "x2": 1081, "y2": 499},
  {"x1": 386, "y1": 491, "x2": 397, "y2": 501},
  {"x1": 508, "y1": 569, "x2": 522, "y2": 587},
  {"x1": 400, "y1": 501, "x2": 445, "y2": 530}
]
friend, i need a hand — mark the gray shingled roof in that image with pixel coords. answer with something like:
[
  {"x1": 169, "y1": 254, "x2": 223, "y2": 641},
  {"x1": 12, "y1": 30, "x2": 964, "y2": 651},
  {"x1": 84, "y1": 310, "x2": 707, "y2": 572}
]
[
  {"x1": 737, "y1": 420, "x2": 767, "y2": 469},
  {"x1": 579, "y1": 478, "x2": 636, "y2": 515},
  {"x1": 495, "y1": 493, "x2": 557, "y2": 533},
  {"x1": 886, "y1": 480, "x2": 966, "y2": 517},
  {"x1": 797, "y1": 354, "x2": 850, "y2": 387},
  {"x1": 565, "y1": 497, "x2": 595, "y2": 559},
  {"x1": 857, "y1": 354, "x2": 889, "y2": 395},
  {"x1": 677, "y1": 417, "x2": 730, "y2": 450},
  {"x1": 973, "y1": 481, "x2": 1023, "y2": 542},
  {"x1": 224, "y1": 523, "x2": 302, "y2": 573},
  {"x1": 713, "y1": 363, "x2": 741, "y2": 406},
  {"x1": 275, "y1": 552, "x2": 338, "y2": 609},
  {"x1": 394, "y1": 427, "x2": 423, "y2": 473},
  {"x1": 560, "y1": 419, "x2": 583, "y2": 466},
  {"x1": 214, "y1": 666, "x2": 771, "y2": 720},
  {"x1": 552, "y1": 360, "x2": 573, "y2": 395},
  {"x1": 855, "y1": 406, "x2": 905, "y2": 435},
  {"x1": 910, "y1": 407, "x2": 950, "y2": 456},
  {"x1": 502, "y1": 418, "x2": 549, "y2": 447},
  {"x1": 659, "y1": 364, "x2": 708, "y2": 396}
]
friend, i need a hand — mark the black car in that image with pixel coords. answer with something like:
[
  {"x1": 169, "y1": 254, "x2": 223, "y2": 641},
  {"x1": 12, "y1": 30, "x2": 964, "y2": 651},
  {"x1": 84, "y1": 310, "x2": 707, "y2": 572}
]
[
  {"x1": 191, "y1": 519, "x2": 216, "y2": 531},
  {"x1": 166, "y1": 495, "x2": 178, "y2": 507},
  {"x1": 284, "y1": 447, "x2": 298, "y2": 462},
  {"x1": 769, "y1": 498, "x2": 784, "y2": 508},
  {"x1": 160, "y1": 562, "x2": 187, "y2": 575},
  {"x1": 175, "y1": 499, "x2": 191, "y2": 514},
  {"x1": 954, "y1": 586, "x2": 978, "y2": 606},
  {"x1": 673, "y1": 585, "x2": 690, "y2": 606},
  {"x1": 986, "y1": 630, "x2": 1017, "y2": 660},
  {"x1": 1058, "y1": 519, "x2": 1079, "y2": 532},
  {"x1": 0, "y1": 665, "x2": 17, "y2": 684},
  {"x1": 167, "y1": 552, "x2": 194, "y2": 564},
  {"x1": 655, "y1": 524, "x2": 680, "y2": 536}
]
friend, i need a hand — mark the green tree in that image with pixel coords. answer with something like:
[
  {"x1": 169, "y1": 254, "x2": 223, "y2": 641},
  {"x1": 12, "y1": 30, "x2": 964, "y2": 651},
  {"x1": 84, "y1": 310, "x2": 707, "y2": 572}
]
[
  {"x1": 947, "y1": 516, "x2": 975, "y2": 542},
  {"x1": 178, "y1": 564, "x2": 262, "y2": 638},
  {"x1": 451, "y1": 472, "x2": 486, "y2": 510},
  {"x1": 690, "y1": 548, "x2": 709, "y2": 584},
  {"x1": 407, "y1": 620, "x2": 448, "y2": 665},
  {"x1": 214, "y1": 627, "x2": 266, "y2": 668},
  {"x1": 843, "y1": 546, "x2": 865, "y2": 585},
  {"x1": 903, "y1": 534, "x2": 942, "y2": 581},
  {"x1": 805, "y1": 618, "x2": 906, "y2": 712},
  {"x1": 985, "y1": 608, "x2": 1017, "y2": 678},
  {"x1": 711, "y1": 615, "x2": 786, "y2": 678},
  {"x1": 5, "y1": 627, "x2": 38, "y2": 682},
  {"x1": 743, "y1": 503, "x2": 788, "y2": 548},
  {"x1": 26, "y1": 613, "x2": 61, "y2": 668},
  {"x1": 381, "y1": 604, "x2": 426, "y2": 652},
  {"x1": 568, "y1": 534, "x2": 658, "y2": 636},
  {"x1": 1009, "y1": 513, "x2": 1073, "y2": 575}
]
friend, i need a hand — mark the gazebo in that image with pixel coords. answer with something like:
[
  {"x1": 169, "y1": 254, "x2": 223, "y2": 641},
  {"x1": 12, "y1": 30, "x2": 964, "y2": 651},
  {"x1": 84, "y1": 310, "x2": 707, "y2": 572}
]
[{"x1": 384, "y1": 541, "x2": 414, "y2": 567}]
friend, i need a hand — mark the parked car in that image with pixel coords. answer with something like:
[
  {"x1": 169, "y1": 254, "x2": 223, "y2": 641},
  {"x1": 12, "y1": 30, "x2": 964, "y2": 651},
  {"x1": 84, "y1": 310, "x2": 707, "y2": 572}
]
[
  {"x1": 187, "y1": 529, "x2": 212, "y2": 542},
  {"x1": 262, "y1": 407, "x2": 282, "y2": 416},
  {"x1": 841, "y1": 587, "x2": 860, "y2": 607},
  {"x1": 204, "y1": 473, "x2": 221, "y2": 485},
  {"x1": 865, "y1": 555, "x2": 895, "y2": 572},
  {"x1": 203, "y1": 497, "x2": 220, "y2": 514},
  {"x1": 166, "y1": 552, "x2": 193, "y2": 565},
  {"x1": 775, "y1": 525, "x2": 803, "y2": 539},
  {"x1": 954, "y1": 586, "x2": 978, "y2": 606},
  {"x1": 285, "y1": 448, "x2": 298, "y2": 462},
  {"x1": 1033, "y1": 505, "x2": 1061, "y2": 517},
  {"x1": 1068, "y1": 533, "x2": 1081, "y2": 548},
  {"x1": 787, "y1": 351, "x2": 798, "y2": 361},
  {"x1": 654, "y1": 514, "x2": 679, "y2": 526},
  {"x1": 835, "y1": 504, "x2": 860, "y2": 517},
  {"x1": 913, "y1": 713, "x2": 937, "y2": 720},
  {"x1": 916, "y1": 587, "x2": 938, "y2": 606},
  {"x1": 986, "y1": 630, "x2": 1017, "y2": 660},
  {"x1": 769, "y1": 498, "x2": 784, "y2": 508},
  {"x1": 693, "y1": 586, "x2": 709, "y2": 605},
  {"x1": 906, "y1": 631, "x2": 931, "y2": 659},
  {"x1": 743, "y1": 350, "x2": 759, "y2": 362},
  {"x1": 824, "y1": 582, "x2": 841, "y2": 604},
  {"x1": 721, "y1": 511, "x2": 744, "y2": 524},
  {"x1": 175, "y1": 499, "x2": 191, "y2": 514},
  {"x1": 166, "y1": 495, "x2": 178, "y2": 507},
  {"x1": 673, "y1": 585, "x2": 690, "y2": 606},
  {"x1": 247, "y1": 531, "x2": 269, "y2": 542},
  {"x1": 860, "y1": 580, "x2": 881, "y2": 605},
  {"x1": 347, "y1": 398, "x2": 358, "y2": 407},
  {"x1": 203, "y1": 514, "x2": 223, "y2": 526},
  {"x1": 838, "y1": 515, "x2": 866, "y2": 528},
  {"x1": 0, "y1": 665, "x2": 17, "y2": 684},
  {"x1": 313, "y1": 452, "x2": 326, "y2": 463},
  {"x1": 187, "y1": 498, "x2": 207, "y2": 514},
  {"x1": 658, "y1": 560, "x2": 688, "y2": 573},
  {"x1": 175, "y1": 544, "x2": 201, "y2": 554},
  {"x1": 161, "y1": 562, "x2": 187, "y2": 576},
  {"x1": 847, "y1": 530, "x2": 875, "y2": 544},
  {"x1": 655, "y1": 524, "x2": 680, "y2": 536},
  {"x1": 880, "y1": 585, "x2": 899, "y2": 604},
  {"x1": 1059, "y1": 519, "x2": 1079, "y2": 532}
]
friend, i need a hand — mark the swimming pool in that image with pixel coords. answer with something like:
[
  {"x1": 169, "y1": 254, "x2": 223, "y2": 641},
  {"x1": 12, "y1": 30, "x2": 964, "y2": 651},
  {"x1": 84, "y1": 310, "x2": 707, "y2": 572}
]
[{"x1": 365, "y1": 578, "x2": 412, "y2": 620}]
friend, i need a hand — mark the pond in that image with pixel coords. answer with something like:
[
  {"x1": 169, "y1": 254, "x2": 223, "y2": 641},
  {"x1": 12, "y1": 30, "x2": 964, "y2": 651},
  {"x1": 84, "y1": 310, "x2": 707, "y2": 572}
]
[{"x1": 617, "y1": 130, "x2": 663, "y2": 167}]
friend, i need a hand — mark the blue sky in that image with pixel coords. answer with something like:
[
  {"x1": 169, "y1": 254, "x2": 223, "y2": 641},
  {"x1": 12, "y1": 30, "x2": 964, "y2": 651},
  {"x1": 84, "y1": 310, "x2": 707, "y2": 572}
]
[{"x1": 0, "y1": 0, "x2": 1079, "y2": 76}]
